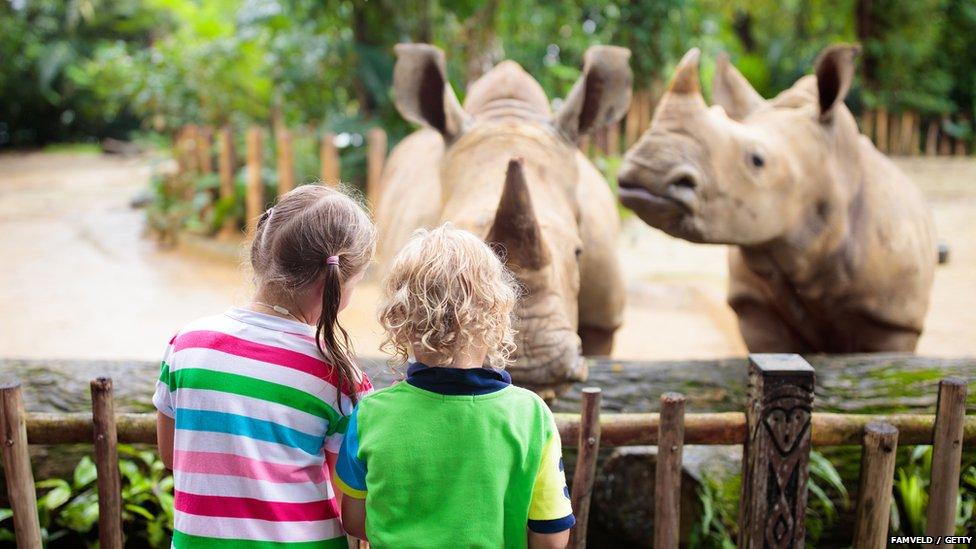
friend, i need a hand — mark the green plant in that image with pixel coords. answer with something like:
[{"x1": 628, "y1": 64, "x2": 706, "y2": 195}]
[
  {"x1": 891, "y1": 445, "x2": 976, "y2": 539},
  {"x1": 0, "y1": 445, "x2": 173, "y2": 547}
]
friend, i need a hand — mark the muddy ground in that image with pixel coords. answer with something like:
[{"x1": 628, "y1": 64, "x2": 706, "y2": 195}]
[{"x1": 0, "y1": 151, "x2": 973, "y2": 362}]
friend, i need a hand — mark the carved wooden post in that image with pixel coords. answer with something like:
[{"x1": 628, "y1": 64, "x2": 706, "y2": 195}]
[
  {"x1": 91, "y1": 377, "x2": 123, "y2": 549},
  {"x1": 0, "y1": 382, "x2": 43, "y2": 548},
  {"x1": 738, "y1": 354, "x2": 814, "y2": 549}
]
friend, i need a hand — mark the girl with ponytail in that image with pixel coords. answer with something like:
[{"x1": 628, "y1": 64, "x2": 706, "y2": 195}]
[{"x1": 154, "y1": 185, "x2": 376, "y2": 548}]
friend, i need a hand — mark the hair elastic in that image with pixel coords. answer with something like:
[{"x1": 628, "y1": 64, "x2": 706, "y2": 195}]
[{"x1": 326, "y1": 255, "x2": 340, "y2": 266}]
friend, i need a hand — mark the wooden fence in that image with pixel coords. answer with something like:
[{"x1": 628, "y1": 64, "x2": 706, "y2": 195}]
[
  {"x1": 171, "y1": 124, "x2": 388, "y2": 237},
  {"x1": 1, "y1": 354, "x2": 971, "y2": 547}
]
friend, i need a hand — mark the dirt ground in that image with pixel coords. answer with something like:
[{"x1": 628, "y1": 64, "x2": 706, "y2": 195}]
[{"x1": 0, "y1": 151, "x2": 973, "y2": 362}]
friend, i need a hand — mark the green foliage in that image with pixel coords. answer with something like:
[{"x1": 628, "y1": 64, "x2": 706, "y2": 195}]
[
  {"x1": 890, "y1": 445, "x2": 976, "y2": 539},
  {"x1": 0, "y1": 445, "x2": 173, "y2": 547}
]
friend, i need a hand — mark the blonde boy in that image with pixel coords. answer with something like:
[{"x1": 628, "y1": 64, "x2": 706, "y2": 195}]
[{"x1": 336, "y1": 226, "x2": 574, "y2": 548}]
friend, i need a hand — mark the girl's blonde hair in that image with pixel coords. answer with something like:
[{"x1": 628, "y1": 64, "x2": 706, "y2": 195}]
[
  {"x1": 251, "y1": 185, "x2": 376, "y2": 406},
  {"x1": 378, "y1": 225, "x2": 519, "y2": 369}
]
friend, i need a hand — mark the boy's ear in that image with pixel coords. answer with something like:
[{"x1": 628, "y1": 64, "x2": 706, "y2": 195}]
[
  {"x1": 553, "y1": 45, "x2": 633, "y2": 142},
  {"x1": 814, "y1": 44, "x2": 860, "y2": 123},
  {"x1": 393, "y1": 43, "x2": 470, "y2": 141}
]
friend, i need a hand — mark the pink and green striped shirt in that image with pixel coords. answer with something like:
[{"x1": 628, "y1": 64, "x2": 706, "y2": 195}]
[{"x1": 153, "y1": 307, "x2": 371, "y2": 548}]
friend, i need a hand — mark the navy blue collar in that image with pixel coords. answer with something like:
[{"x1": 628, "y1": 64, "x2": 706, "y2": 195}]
[{"x1": 405, "y1": 362, "x2": 512, "y2": 396}]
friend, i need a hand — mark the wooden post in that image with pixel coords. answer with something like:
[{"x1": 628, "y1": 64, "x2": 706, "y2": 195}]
[
  {"x1": 183, "y1": 124, "x2": 200, "y2": 174},
  {"x1": 0, "y1": 382, "x2": 43, "y2": 549},
  {"x1": 197, "y1": 125, "x2": 213, "y2": 174},
  {"x1": 320, "y1": 132, "x2": 340, "y2": 186},
  {"x1": 926, "y1": 377, "x2": 967, "y2": 544},
  {"x1": 569, "y1": 387, "x2": 602, "y2": 548},
  {"x1": 276, "y1": 126, "x2": 296, "y2": 196},
  {"x1": 852, "y1": 422, "x2": 898, "y2": 549},
  {"x1": 939, "y1": 118, "x2": 952, "y2": 156},
  {"x1": 607, "y1": 121, "x2": 620, "y2": 156},
  {"x1": 638, "y1": 89, "x2": 652, "y2": 136},
  {"x1": 367, "y1": 127, "x2": 387, "y2": 207},
  {"x1": 875, "y1": 108, "x2": 888, "y2": 153},
  {"x1": 624, "y1": 96, "x2": 641, "y2": 147},
  {"x1": 889, "y1": 111, "x2": 901, "y2": 155},
  {"x1": 909, "y1": 112, "x2": 921, "y2": 156},
  {"x1": 900, "y1": 112, "x2": 914, "y2": 155},
  {"x1": 91, "y1": 378, "x2": 123, "y2": 549},
  {"x1": 860, "y1": 110, "x2": 875, "y2": 141},
  {"x1": 954, "y1": 120, "x2": 968, "y2": 156},
  {"x1": 926, "y1": 120, "x2": 939, "y2": 156},
  {"x1": 738, "y1": 354, "x2": 814, "y2": 549},
  {"x1": 217, "y1": 125, "x2": 237, "y2": 238},
  {"x1": 245, "y1": 126, "x2": 265, "y2": 236},
  {"x1": 654, "y1": 392, "x2": 685, "y2": 549}
]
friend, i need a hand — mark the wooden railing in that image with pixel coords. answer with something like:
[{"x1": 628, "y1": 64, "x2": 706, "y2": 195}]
[{"x1": 1, "y1": 354, "x2": 971, "y2": 548}]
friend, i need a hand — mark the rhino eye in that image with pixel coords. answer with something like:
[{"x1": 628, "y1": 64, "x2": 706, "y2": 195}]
[
  {"x1": 574, "y1": 246, "x2": 583, "y2": 260},
  {"x1": 750, "y1": 153, "x2": 765, "y2": 168}
]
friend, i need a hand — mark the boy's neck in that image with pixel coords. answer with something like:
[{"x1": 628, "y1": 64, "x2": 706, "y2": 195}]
[{"x1": 414, "y1": 346, "x2": 488, "y2": 370}]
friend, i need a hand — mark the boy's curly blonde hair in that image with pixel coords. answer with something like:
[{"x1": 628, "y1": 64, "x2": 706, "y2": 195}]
[{"x1": 378, "y1": 225, "x2": 519, "y2": 369}]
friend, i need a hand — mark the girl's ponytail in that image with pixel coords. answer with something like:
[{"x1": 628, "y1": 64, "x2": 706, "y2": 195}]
[{"x1": 317, "y1": 256, "x2": 360, "y2": 411}]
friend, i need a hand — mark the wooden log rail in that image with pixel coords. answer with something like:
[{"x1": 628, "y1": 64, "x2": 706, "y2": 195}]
[
  {"x1": 19, "y1": 409, "x2": 976, "y2": 447},
  {"x1": 3, "y1": 355, "x2": 971, "y2": 549}
]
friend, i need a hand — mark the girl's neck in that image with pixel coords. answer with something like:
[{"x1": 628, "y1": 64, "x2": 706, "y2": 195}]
[{"x1": 249, "y1": 285, "x2": 317, "y2": 325}]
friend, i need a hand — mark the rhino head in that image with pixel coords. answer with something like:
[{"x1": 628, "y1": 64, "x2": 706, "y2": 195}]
[
  {"x1": 392, "y1": 43, "x2": 631, "y2": 391},
  {"x1": 617, "y1": 45, "x2": 863, "y2": 246}
]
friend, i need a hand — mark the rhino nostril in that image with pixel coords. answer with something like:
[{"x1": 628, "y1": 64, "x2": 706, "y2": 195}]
[{"x1": 671, "y1": 175, "x2": 697, "y2": 190}]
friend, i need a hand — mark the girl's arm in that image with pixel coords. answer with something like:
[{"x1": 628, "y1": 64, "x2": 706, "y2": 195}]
[
  {"x1": 341, "y1": 496, "x2": 368, "y2": 540},
  {"x1": 528, "y1": 530, "x2": 569, "y2": 549},
  {"x1": 156, "y1": 412, "x2": 175, "y2": 470},
  {"x1": 326, "y1": 451, "x2": 343, "y2": 507}
]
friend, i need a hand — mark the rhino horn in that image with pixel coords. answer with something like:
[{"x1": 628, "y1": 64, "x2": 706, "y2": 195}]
[
  {"x1": 668, "y1": 47, "x2": 702, "y2": 95},
  {"x1": 487, "y1": 158, "x2": 550, "y2": 270}
]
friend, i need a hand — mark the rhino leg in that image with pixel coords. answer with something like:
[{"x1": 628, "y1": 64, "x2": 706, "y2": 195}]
[
  {"x1": 729, "y1": 297, "x2": 812, "y2": 353},
  {"x1": 576, "y1": 154, "x2": 624, "y2": 356}
]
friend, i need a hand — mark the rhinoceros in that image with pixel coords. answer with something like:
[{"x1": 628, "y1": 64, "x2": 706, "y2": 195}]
[
  {"x1": 617, "y1": 45, "x2": 936, "y2": 353},
  {"x1": 375, "y1": 43, "x2": 632, "y2": 393}
]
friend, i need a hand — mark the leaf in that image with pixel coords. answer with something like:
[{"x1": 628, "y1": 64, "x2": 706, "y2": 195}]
[
  {"x1": 124, "y1": 503, "x2": 155, "y2": 521},
  {"x1": 37, "y1": 481, "x2": 72, "y2": 511},
  {"x1": 0, "y1": 509, "x2": 12, "y2": 523},
  {"x1": 73, "y1": 456, "x2": 97, "y2": 488}
]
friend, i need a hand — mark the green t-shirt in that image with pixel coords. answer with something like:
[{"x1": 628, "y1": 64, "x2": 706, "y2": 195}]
[{"x1": 335, "y1": 363, "x2": 574, "y2": 548}]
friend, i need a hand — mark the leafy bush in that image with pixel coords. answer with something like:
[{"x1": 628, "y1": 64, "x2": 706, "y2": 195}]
[{"x1": 0, "y1": 445, "x2": 174, "y2": 547}]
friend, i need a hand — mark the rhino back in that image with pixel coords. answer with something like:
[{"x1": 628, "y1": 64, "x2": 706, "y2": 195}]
[{"x1": 375, "y1": 129, "x2": 445, "y2": 266}]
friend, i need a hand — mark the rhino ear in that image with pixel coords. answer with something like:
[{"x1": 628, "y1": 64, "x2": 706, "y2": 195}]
[
  {"x1": 712, "y1": 53, "x2": 765, "y2": 120},
  {"x1": 553, "y1": 45, "x2": 633, "y2": 142},
  {"x1": 814, "y1": 44, "x2": 861, "y2": 122},
  {"x1": 487, "y1": 158, "x2": 550, "y2": 271},
  {"x1": 393, "y1": 43, "x2": 469, "y2": 140}
]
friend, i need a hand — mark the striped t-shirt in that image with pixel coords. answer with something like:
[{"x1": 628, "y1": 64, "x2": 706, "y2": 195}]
[{"x1": 153, "y1": 307, "x2": 371, "y2": 548}]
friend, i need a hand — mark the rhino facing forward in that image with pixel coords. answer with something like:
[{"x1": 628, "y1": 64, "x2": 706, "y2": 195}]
[
  {"x1": 617, "y1": 45, "x2": 936, "y2": 353},
  {"x1": 376, "y1": 44, "x2": 631, "y2": 392}
]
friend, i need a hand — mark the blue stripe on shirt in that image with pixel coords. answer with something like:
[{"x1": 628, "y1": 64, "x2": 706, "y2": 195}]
[
  {"x1": 528, "y1": 514, "x2": 576, "y2": 534},
  {"x1": 335, "y1": 406, "x2": 368, "y2": 492},
  {"x1": 175, "y1": 408, "x2": 324, "y2": 455}
]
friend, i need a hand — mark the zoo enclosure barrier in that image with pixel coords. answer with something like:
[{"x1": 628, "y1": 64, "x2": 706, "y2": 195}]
[{"x1": 0, "y1": 354, "x2": 972, "y2": 548}]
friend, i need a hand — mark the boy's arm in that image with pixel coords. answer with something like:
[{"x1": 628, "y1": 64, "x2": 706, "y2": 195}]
[
  {"x1": 526, "y1": 417, "x2": 575, "y2": 548},
  {"x1": 156, "y1": 412, "x2": 175, "y2": 470},
  {"x1": 334, "y1": 405, "x2": 369, "y2": 540},
  {"x1": 528, "y1": 529, "x2": 570, "y2": 549}
]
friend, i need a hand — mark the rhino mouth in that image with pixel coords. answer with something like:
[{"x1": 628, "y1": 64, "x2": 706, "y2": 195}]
[{"x1": 617, "y1": 182, "x2": 705, "y2": 242}]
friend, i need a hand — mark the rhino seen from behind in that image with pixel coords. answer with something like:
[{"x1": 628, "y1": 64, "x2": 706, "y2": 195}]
[
  {"x1": 375, "y1": 44, "x2": 632, "y2": 394},
  {"x1": 617, "y1": 45, "x2": 936, "y2": 353}
]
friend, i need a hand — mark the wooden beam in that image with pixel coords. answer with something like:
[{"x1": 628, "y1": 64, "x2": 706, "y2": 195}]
[
  {"x1": 21, "y1": 410, "x2": 976, "y2": 447},
  {"x1": 366, "y1": 128, "x2": 387, "y2": 208},
  {"x1": 0, "y1": 382, "x2": 43, "y2": 548},
  {"x1": 217, "y1": 125, "x2": 237, "y2": 238},
  {"x1": 852, "y1": 422, "x2": 898, "y2": 549},
  {"x1": 91, "y1": 378, "x2": 123, "y2": 549},
  {"x1": 926, "y1": 377, "x2": 968, "y2": 546},
  {"x1": 276, "y1": 126, "x2": 296, "y2": 196},
  {"x1": 569, "y1": 387, "x2": 601, "y2": 548},
  {"x1": 654, "y1": 392, "x2": 685, "y2": 549},
  {"x1": 245, "y1": 126, "x2": 265, "y2": 237},
  {"x1": 738, "y1": 354, "x2": 814, "y2": 549},
  {"x1": 320, "y1": 132, "x2": 340, "y2": 186}
]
